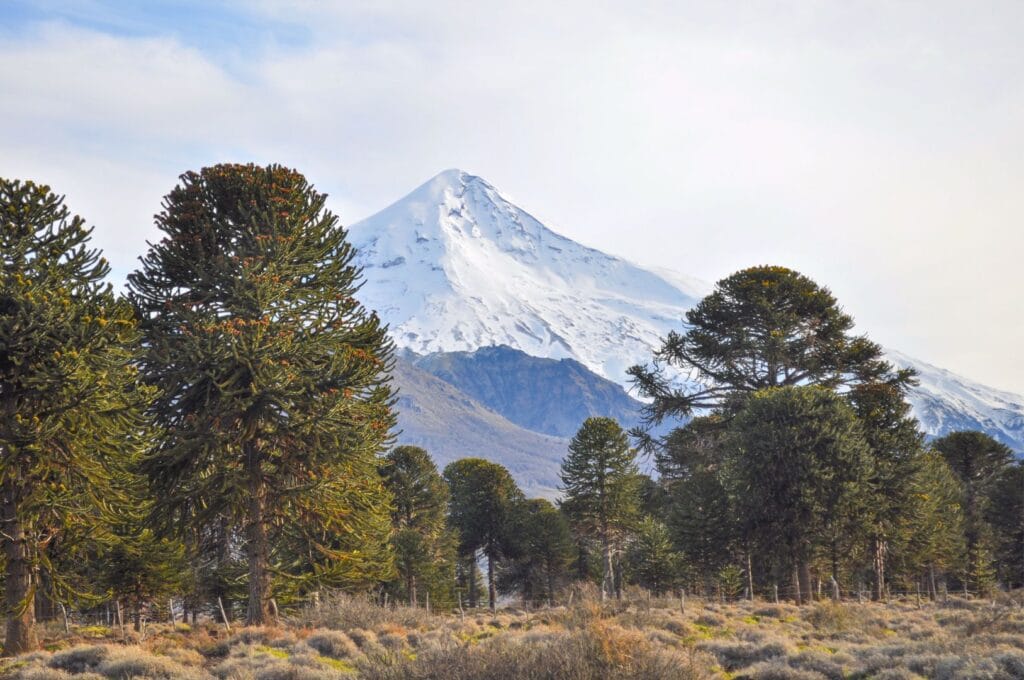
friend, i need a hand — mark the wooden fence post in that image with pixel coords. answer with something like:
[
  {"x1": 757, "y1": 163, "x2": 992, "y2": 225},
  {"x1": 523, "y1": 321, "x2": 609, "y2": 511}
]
[
  {"x1": 59, "y1": 603, "x2": 71, "y2": 635},
  {"x1": 217, "y1": 597, "x2": 231, "y2": 633}
]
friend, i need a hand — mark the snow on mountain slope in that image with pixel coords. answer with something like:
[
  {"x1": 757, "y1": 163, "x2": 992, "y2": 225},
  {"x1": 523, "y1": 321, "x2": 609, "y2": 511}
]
[
  {"x1": 887, "y1": 350, "x2": 1024, "y2": 451},
  {"x1": 348, "y1": 169, "x2": 703, "y2": 382},
  {"x1": 349, "y1": 169, "x2": 1024, "y2": 453}
]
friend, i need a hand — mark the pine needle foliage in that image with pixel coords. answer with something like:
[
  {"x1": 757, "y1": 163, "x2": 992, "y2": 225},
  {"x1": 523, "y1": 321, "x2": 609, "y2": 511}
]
[{"x1": 128, "y1": 163, "x2": 396, "y2": 625}]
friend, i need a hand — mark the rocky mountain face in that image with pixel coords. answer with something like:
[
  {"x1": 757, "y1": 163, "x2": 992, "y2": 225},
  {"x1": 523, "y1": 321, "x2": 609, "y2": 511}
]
[
  {"x1": 408, "y1": 345, "x2": 648, "y2": 438},
  {"x1": 390, "y1": 356, "x2": 567, "y2": 498}
]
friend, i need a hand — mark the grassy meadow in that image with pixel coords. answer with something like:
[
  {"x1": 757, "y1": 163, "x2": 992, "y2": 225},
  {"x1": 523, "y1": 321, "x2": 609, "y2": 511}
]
[{"x1": 2, "y1": 589, "x2": 1023, "y2": 680}]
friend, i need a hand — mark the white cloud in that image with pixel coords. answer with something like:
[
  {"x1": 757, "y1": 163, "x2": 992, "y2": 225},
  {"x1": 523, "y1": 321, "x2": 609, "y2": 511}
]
[{"x1": 1, "y1": 2, "x2": 1022, "y2": 392}]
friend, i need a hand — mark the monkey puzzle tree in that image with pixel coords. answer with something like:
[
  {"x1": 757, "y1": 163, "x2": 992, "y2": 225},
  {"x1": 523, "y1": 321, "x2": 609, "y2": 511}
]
[
  {"x1": 729, "y1": 386, "x2": 873, "y2": 604},
  {"x1": 443, "y1": 458, "x2": 523, "y2": 611},
  {"x1": 0, "y1": 179, "x2": 148, "y2": 654},
  {"x1": 896, "y1": 451, "x2": 965, "y2": 597},
  {"x1": 985, "y1": 462, "x2": 1024, "y2": 589},
  {"x1": 129, "y1": 164, "x2": 395, "y2": 625},
  {"x1": 625, "y1": 517, "x2": 681, "y2": 595},
  {"x1": 847, "y1": 381, "x2": 925, "y2": 599},
  {"x1": 628, "y1": 265, "x2": 914, "y2": 428},
  {"x1": 932, "y1": 431, "x2": 1014, "y2": 594},
  {"x1": 380, "y1": 446, "x2": 456, "y2": 606},
  {"x1": 559, "y1": 417, "x2": 642, "y2": 600},
  {"x1": 630, "y1": 266, "x2": 918, "y2": 599},
  {"x1": 502, "y1": 498, "x2": 576, "y2": 604}
]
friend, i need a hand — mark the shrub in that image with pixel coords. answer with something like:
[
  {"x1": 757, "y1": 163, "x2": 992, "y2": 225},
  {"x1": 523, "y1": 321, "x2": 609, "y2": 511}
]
[
  {"x1": 297, "y1": 591, "x2": 437, "y2": 631},
  {"x1": 803, "y1": 603, "x2": 865, "y2": 633},
  {"x1": 357, "y1": 620, "x2": 713, "y2": 680},
  {"x1": 97, "y1": 647, "x2": 212, "y2": 679},
  {"x1": 738, "y1": 659, "x2": 828, "y2": 680},
  {"x1": 698, "y1": 640, "x2": 790, "y2": 671},
  {"x1": 48, "y1": 646, "x2": 109, "y2": 673},
  {"x1": 787, "y1": 650, "x2": 849, "y2": 680},
  {"x1": 304, "y1": 630, "x2": 360, "y2": 660},
  {"x1": 11, "y1": 667, "x2": 72, "y2": 680}
]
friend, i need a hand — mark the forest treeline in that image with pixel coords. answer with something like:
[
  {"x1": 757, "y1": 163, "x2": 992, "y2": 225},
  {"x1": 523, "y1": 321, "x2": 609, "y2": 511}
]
[{"x1": 0, "y1": 164, "x2": 1021, "y2": 657}]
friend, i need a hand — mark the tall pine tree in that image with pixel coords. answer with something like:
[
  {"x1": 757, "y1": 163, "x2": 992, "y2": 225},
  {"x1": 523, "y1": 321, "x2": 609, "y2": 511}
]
[
  {"x1": 129, "y1": 164, "x2": 395, "y2": 624},
  {"x1": 380, "y1": 446, "x2": 457, "y2": 606},
  {"x1": 559, "y1": 417, "x2": 641, "y2": 601},
  {"x1": 0, "y1": 179, "x2": 148, "y2": 654}
]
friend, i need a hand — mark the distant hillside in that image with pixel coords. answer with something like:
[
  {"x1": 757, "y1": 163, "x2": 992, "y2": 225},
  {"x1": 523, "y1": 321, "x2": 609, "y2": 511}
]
[
  {"x1": 390, "y1": 356, "x2": 568, "y2": 498},
  {"x1": 410, "y1": 345, "x2": 647, "y2": 438}
]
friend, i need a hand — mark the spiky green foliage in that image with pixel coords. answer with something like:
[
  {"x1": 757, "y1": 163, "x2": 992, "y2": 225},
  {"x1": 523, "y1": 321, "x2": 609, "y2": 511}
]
[
  {"x1": 0, "y1": 179, "x2": 149, "y2": 654},
  {"x1": 985, "y1": 462, "x2": 1024, "y2": 588},
  {"x1": 380, "y1": 446, "x2": 457, "y2": 606},
  {"x1": 847, "y1": 381, "x2": 926, "y2": 599},
  {"x1": 625, "y1": 517, "x2": 681, "y2": 595},
  {"x1": 728, "y1": 386, "x2": 873, "y2": 603},
  {"x1": 559, "y1": 417, "x2": 642, "y2": 600},
  {"x1": 667, "y1": 466, "x2": 738, "y2": 582},
  {"x1": 895, "y1": 451, "x2": 965, "y2": 595},
  {"x1": 932, "y1": 431, "x2": 1014, "y2": 594},
  {"x1": 93, "y1": 529, "x2": 187, "y2": 630},
  {"x1": 628, "y1": 265, "x2": 914, "y2": 425},
  {"x1": 502, "y1": 498, "x2": 576, "y2": 603},
  {"x1": 128, "y1": 163, "x2": 395, "y2": 624},
  {"x1": 443, "y1": 458, "x2": 524, "y2": 611}
]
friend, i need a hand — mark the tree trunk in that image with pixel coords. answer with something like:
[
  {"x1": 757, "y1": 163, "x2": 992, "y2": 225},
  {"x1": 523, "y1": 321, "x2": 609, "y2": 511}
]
[
  {"x1": 873, "y1": 536, "x2": 886, "y2": 601},
  {"x1": 792, "y1": 562, "x2": 802, "y2": 605},
  {"x1": 467, "y1": 556, "x2": 477, "y2": 608},
  {"x1": 601, "y1": 534, "x2": 613, "y2": 602},
  {"x1": 746, "y1": 552, "x2": 755, "y2": 601},
  {"x1": 134, "y1": 605, "x2": 142, "y2": 633},
  {"x1": 245, "y1": 443, "x2": 272, "y2": 626},
  {"x1": 408, "y1": 572, "x2": 417, "y2": 607},
  {"x1": 614, "y1": 555, "x2": 622, "y2": 600},
  {"x1": 487, "y1": 549, "x2": 496, "y2": 612},
  {"x1": 2, "y1": 479, "x2": 37, "y2": 656},
  {"x1": 799, "y1": 560, "x2": 813, "y2": 604}
]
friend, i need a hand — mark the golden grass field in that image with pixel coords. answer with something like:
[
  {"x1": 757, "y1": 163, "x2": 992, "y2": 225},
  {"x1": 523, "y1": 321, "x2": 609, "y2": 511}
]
[{"x1": 2, "y1": 589, "x2": 1023, "y2": 679}]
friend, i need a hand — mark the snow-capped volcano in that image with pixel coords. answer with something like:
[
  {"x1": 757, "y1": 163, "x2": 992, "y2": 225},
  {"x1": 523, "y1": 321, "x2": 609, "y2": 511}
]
[
  {"x1": 349, "y1": 169, "x2": 1024, "y2": 453},
  {"x1": 348, "y1": 169, "x2": 706, "y2": 382}
]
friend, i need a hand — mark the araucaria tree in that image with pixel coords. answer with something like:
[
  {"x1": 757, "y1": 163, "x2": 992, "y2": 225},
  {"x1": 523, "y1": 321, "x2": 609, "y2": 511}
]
[
  {"x1": 630, "y1": 266, "x2": 920, "y2": 601},
  {"x1": 932, "y1": 431, "x2": 1014, "y2": 594},
  {"x1": 559, "y1": 417, "x2": 641, "y2": 600},
  {"x1": 0, "y1": 180, "x2": 148, "y2": 654},
  {"x1": 503, "y1": 498, "x2": 576, "y2": 604},
  {"x1": 380, "y1": 446, "x2": 456, "y2": 606},
  {"x1": 444, "y1": 458, "x2": 523, "y2": 611},
  {"x1": 729, "y1": 386, "x2": 873, "y2": 604},
  {"x1": 628, "y1": 265, "x2": 914, "y2": 426},
  {"x1": 129, "y1": 164, "x2": 396, "y2": 625}
]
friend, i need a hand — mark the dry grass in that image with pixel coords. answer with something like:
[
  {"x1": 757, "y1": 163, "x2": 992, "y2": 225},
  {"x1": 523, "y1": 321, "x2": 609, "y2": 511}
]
[{"x1": 2, "y1": 593, "x2": 1022, "y2": 679}]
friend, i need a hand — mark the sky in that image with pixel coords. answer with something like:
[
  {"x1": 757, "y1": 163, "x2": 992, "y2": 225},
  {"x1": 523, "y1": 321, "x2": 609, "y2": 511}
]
[{"x1": 1, "y1": 1, "x2": 1022, "y2": 393}]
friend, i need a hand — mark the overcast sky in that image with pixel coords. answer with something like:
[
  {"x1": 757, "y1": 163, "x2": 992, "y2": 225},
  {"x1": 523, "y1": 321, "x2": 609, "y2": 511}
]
[{"x1": 2, "y1": 1, "x2": 1022, "y2": 393}]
